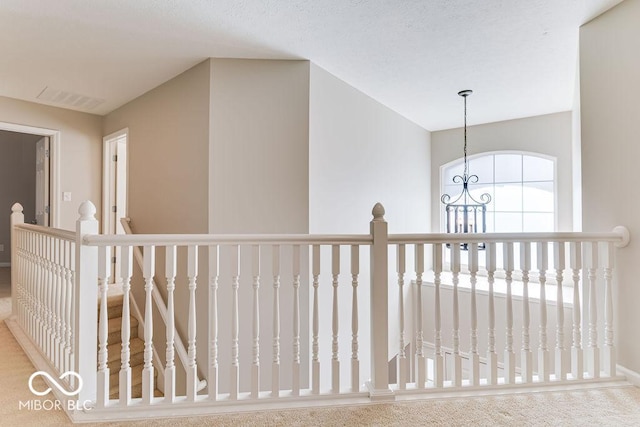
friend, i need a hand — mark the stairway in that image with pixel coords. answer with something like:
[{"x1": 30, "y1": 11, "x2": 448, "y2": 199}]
[{"x1": 99, "y1": 294, "x2": 161, "y2": 399}]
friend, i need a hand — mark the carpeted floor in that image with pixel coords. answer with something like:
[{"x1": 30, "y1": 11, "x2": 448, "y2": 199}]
[{"x1": 1, "y1": 277, "x2": 640, "y2": 425}]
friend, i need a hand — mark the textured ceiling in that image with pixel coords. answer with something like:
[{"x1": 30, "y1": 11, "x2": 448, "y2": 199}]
[{"x1": 0, "y1": 0, "x2": 624, "y2": 130}]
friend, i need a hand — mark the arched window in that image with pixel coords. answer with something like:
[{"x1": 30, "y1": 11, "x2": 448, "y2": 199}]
[{"x1": 441, "y1": 152, "x2": 556, "y2": 232}]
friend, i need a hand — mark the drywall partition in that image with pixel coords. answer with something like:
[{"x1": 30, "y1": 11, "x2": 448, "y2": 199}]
[
  {"x1": 580, "y1": 0, "x2": 640, "y2": 375},
  {"x1": 0, "y1": 132, "x2": 38, "y2": 263},
  {"x1": 309, "y1": 63, "x2": 430, "y2": 389},
  {"x1": 431, "y1": 112, "x2": 573, "y2": 232},
  {"x1": 0, "y1": 96, "x2": 102, "y2": 230},
  {"x1": 209, "y1": 59, "x2": 311, "y2": 393},
  {"x1": 103, "y1": 60, "x2": 212, "y2": 393}
]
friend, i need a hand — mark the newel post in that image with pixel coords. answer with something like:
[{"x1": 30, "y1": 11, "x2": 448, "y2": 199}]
[
  {"x1": 367, "y1": 203, "x2": 393, "y2": 400},
  {"x1": 10, "y1": 203, "x2": 24, "y2": 317},
  {"x1": 74, "y1": 201, "x2": 99, "y2": 404}
]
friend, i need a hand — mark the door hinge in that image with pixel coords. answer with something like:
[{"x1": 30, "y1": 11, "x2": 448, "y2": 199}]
[
  {"x1": 112, "y1": 257, "x2": 116, "y2": 264},
  {"x1": 45, "y1": 149, "x2": 50, "y2": 158},
  {"x1": 112, "y1": 154, "x2": 118, "y2": 162},
  {"x1": 44, "y1": 206, "x2": 50, "y2": 214},
  {"x1": 112, "y1": 205, "x2": 117, "y2": 213}
]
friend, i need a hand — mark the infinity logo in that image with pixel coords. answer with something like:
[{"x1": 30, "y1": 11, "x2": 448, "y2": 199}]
[{"x1": 28, "y1": 371, "x2": 83, "y2": 397}]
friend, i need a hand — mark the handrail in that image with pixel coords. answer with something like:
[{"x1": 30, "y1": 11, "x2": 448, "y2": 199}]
[
  {"x1": 119, "y1": 218, "x2": 207, "y2": 392},
  {"x1": 389, "y1": 228, "x2": 630, "y2": 247},
  {"x1": 14, "y1": 223, "x2": 76, "y2": 242},
  {"x1": 83, "y1": 233, "x2": 373, "y2": 247}
]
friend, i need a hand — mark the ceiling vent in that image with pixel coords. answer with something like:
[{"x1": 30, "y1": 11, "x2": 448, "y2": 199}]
[{"x1": 37, "y1": 86, "x2": 105, "y2": 110}]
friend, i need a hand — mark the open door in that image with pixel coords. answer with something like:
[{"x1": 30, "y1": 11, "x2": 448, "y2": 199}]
[
  {"x1": 35, "y1": 137, "x2": 50, "y2": 226},
  {"x1": 103, "y1": 130, "x2": 128, "y2": 284}
]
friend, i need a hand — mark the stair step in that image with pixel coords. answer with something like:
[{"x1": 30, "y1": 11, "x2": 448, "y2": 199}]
[
  {"x1": 109, "y1": 363, "x2": 161, "y2": 399},
  {"x1": 107, "y1": 316, "x2": 138, "y2": 345},
  {"x1": 106, "y1": 337, "x2": 145, "y2": 372},
  {"x1": 98, "y1": 294, "x2": 124, "y2": 319}
]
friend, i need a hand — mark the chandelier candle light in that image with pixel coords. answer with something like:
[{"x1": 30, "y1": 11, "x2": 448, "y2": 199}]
[{"x1": 441, "y1": 90, "x2": 491, "y2": 248}]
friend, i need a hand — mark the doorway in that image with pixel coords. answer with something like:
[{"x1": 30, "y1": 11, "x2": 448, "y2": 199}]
[{"x1": 103, "y1": 129, "x2": 128, "y2": 283}]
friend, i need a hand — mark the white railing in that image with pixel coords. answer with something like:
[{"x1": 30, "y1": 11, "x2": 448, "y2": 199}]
[{"x1": 7, "y1": 201, "x2": 630, "y2": 422}]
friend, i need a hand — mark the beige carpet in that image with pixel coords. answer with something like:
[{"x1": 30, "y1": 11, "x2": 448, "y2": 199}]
[{"x1": 2, "y1": 292, "x2": 640, "y2": 426}]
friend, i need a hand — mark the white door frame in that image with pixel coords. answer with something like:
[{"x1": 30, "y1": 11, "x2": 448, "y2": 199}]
[
  {"x1": 0, "y1": 121, "x2": 60, "y2": 228},
  {"x1": 102, "y1": 128, "x2": 128, "y2": 234}
]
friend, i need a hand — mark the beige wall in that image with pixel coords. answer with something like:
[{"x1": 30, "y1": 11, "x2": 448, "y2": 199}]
[
  {"x1": 0, "y1": 96, "x2": 102, "y2": 230},
  {"x1": 580, "y1": 0, "x2": 640, "y2": 374},
  {"x1": 431, "y1": 112, "x2": 574, "y2": 232},
  {"x1": 0, "y1": 131, "x2": 38, "y2": 263}
]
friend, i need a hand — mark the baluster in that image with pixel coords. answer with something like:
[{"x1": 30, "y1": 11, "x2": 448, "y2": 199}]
[
  {"x1": 37, "y1": 234, "x2": 44, "y2": 351},
  {"x1": 520, "y1": 242, "x2": 532, "y2": 383},
  {"x1": 415, "y1": 244, "x2": 425, "y2": 389},
  {"x1": 486, "y1": 242, "x2": 498, "y2": 385},
  {"x1": 433, "y1": 243, "x2": 444, "y2": 388},
  {"x1": 251, "y1": 245, "x2": 260, "y2": 398},
  {"x1": 538, "y1": 241, "x2": 550, "y2": 382},
  {"x1": 69, "y1": 242, "x2": 76, "y2": 380},
  {"x1": 570, "y1": 242, "x2": 583, "y2": 380},
  {"x1": 351, "y1": 245, "x2": 360, "y2": 392},
  {"x1": 331, "y1": 245, "x2": 340, "y2": 393},
  {"x1": 208, "y1": 245, "x2": 220, "y2": 400},
  {"x1": 45, "y1": 236, "x2": 53, "y2": 359},
  {"x1": 451, "y1": 243, "x2": 462, "y2": 387},
  {"x1": 142, "y1": 245, "x2": 155, "y2": 404},
  {"x1": 63, "y1": 241, "x2": 73, "y2": 374},
  {"x1": 292, "y1": 245, "x2": 301, "y2": 396},
  {"x1": 272, "y1": 245, "x2": 281, "y2": 397},
  {"x1": 587, "y1": 242, "x2": 600, "y2": 378},
  {"x1": 312, "y1": 245, "x2": 320, "y2": 394},
  {"x1": 554, "y1": 242, "x2": 567, "y2": 381},
  {"x1": 165, "y1": 245, "x2": 177, "y2": 402},
  {"x1": 603, "y1": 242, "x2": 615, "y2": 377},
  {"x1": 229, "y1": 245, "x2": 239, "y2": 400},
  {"x1": 469, "y1": 243, "x2": 480, "y2": 386},
  {"x1": 120, "y1": 245, "x2": 133, "y2": 406},
  {"x1": 54, "y1": 239, "x2": 64, "y2": 372},
  {"x1": 504, "y1": 242, "x2": 515, "y2": 384},
  {"x1": 97, "y1": 246, "x2": 111, "y2": 408},
  {"x1": 397, "y1": 244, "x2": 407, "y2": 389}
]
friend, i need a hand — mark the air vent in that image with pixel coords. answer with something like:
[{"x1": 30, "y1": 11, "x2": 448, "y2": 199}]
[{"x1": 37, "y1": 86, "x2": 105, "y2": 110}]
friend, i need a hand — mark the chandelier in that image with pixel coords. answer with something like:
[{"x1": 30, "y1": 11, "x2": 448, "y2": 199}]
[{"x1": 440, "y1": 90, "x2": 491, "y2": 247}]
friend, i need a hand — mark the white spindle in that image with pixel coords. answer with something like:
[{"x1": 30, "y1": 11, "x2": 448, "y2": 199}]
[
  {"x1": 142, "y1": 245, "x2": 155, "y2": 404},
  {"x1": 251, "y1": 245, "x2": 260, "y2": 398},
  {"x1": 45, "y1": 236, "x2": 53, "y2": 359},
  {"x1": 397, "y1": 244, "x2": 407, "y2": 389},
  {"x1": 52, "y1": 239, "x2": 62, "y2": 370},
  {"x1": 537, "y1": 241, "x2": 550, "y2": 382},
  {"x1": 415, "y1": 244, "x2": 425, "y2": 389},
  {"x1": 433, "y1": 243, "x2": 444, "y2": 388},
  {"x1": 588, "y1": 242, "x2": 599, "y2": 379},
  {"x1": 554, "y1": 242, "x2": 567, "y2": 381},
  {"x1": 118, "y1": 246, "x2": 133, "y2": 406},
  {"x1": 504, "y1": 242, "x2": 515, "y2": 384},
  {"x1": 208, "y1": 245, "x2": 219, "y2": 400},
  {"x1": 451, "y1": 243, "x2": 462, "y2": 387},
  {"x1": 187, "y1": 246, "x2": 201, "y2": 400},
  {"x1": 312, "y1": 245, "x2": 320, "y2": 394},
  {"x1": 604, "y1": 242, "x2": 616, "y2": 377},
  {"x1": 469, "y1": 243, "x2": 480, "y2": 386},
  {"x1": 351, "y1": 245, "x2": 360, "y2": 392},
  {"x1": 63, "y1": 240, "x2": 73, "y2": 375},
  {"x1": 229, "y1": 245, "x2": 239, "y2": 400},
  {"x1": 165, "y1": 245, "x2": 177, "y2": 402},
  {"x1": 486, "y1": 242, "x2": 498, "y2": 385},
  {"x1": 331, "y1": 244, "x2": 340, "y2": 393},
  {"x1": 97, "y1": 245, "x2": 111, "y2": 408},
  {"x1": 272, "y1": 245, "x2": 281, "y2": 397},
  {"x1": 292, "y1": 245, "x2": 301, "y2": 396},
  {"x1": 520, "y1": 242, "x2": 532, "y2": 383},
  {"x1": 570, "y1": 242, "x2": 583, "y2": 380}
]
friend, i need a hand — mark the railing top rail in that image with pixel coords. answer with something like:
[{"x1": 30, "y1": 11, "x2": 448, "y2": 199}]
[
  {"x1": 82, "y1": 233, "x2": 373, "y2": 247},
  {"x1": 389, "y1": 230, "x2": 629, "y2": 245},
  {"x1": 14, "y1": 223, "x2": 76, "y2": 242}
]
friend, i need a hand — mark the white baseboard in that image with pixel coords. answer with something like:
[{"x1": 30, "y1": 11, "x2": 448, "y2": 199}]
[
  {"x1": 617, "y1": 364, "x2": 640, "y2": 387},
  {"x1": 0, "y1": 262, "x2": 10, "y2": 267}
]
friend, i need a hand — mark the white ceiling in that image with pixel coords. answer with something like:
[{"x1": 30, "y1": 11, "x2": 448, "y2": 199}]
[{"x1": 0, "y1": 0, "x2": 624, "y2": 131}]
